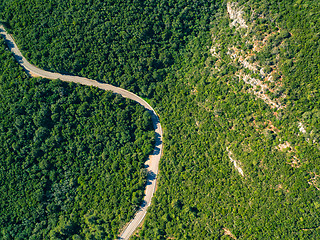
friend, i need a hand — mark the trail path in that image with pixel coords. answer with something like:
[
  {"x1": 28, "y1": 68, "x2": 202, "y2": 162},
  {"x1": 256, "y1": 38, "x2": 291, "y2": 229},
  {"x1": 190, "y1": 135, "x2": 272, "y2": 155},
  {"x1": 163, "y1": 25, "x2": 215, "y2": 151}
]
[{"x1": 0, "y1": 25, "x2": 163, "y2": 240}]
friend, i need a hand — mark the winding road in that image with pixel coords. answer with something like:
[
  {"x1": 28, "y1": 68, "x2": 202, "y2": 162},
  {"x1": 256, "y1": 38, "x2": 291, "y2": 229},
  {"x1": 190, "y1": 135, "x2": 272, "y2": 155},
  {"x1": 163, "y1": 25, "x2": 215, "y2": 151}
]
[{"x1": 0, "y1": 25, "x2": 163, "y2": 240}]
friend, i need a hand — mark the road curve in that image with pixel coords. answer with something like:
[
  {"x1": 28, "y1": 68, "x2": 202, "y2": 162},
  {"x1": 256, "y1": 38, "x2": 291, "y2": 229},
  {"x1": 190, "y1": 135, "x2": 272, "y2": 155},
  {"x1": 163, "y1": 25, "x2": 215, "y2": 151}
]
[{"x1": 0, "y1": 25, "x2": 163, "y2": 240}]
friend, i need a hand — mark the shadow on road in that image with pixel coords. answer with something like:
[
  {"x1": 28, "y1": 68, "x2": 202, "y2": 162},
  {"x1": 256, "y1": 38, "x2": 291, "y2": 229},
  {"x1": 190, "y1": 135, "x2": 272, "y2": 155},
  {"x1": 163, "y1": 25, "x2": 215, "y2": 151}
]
[
  {"x1": 140, "y1": 200, "x2": 147, "y2": 208},
  {"x1": 152, "y1": 146, "x2": 161, "y2": 156},
  {"x1": 146, "y1": 171, "x2": 156, "y2": 185}
]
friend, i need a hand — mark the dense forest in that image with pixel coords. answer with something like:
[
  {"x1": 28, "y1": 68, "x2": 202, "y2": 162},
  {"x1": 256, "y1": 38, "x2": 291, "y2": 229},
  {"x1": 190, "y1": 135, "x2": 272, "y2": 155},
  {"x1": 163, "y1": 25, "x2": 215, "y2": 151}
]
[
  {"x1": 0, "y1": 0, "x2": 218, "y2": 98},
  {"x1": 1, "y1": 0, "x2": 320, "y2": 239},
  {"x1": 0, "y1": 38, "x2": 154, "y2": 239}
]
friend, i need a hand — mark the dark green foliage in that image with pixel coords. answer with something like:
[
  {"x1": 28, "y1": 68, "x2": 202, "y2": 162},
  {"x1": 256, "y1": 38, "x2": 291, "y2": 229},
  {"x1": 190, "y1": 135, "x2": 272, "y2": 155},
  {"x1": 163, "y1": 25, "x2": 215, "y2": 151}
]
[
  {"x1": 0, "y1": 40, "x2": 154, "y2": 239},
  {"x1": 0, "y1": 0, "x2": 218, "y2": 98}
]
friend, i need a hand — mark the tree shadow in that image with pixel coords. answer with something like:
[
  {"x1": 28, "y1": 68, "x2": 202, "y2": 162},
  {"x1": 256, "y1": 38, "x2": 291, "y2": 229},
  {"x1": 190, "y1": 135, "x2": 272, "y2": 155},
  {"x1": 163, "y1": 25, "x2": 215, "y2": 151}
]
[
  {"x1": 146, "y1": 170, "x2": 156, "y2": 186},
  {"x1": 140, "y1": 200, "x2": 147, "y2": 208},
  {"x1": 154, "y1": 132, "x2": 162, "y2": 146},
  {"x1": 0, "y1": 31, "x2": 24, "y2": 64}
]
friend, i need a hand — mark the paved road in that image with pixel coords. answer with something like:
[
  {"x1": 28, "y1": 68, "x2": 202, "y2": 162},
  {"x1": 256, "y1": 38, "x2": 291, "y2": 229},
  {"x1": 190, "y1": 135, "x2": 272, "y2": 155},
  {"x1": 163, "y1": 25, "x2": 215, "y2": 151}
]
[{"x1": 0, "y1": 25, "x2": 163, "y2": 240}]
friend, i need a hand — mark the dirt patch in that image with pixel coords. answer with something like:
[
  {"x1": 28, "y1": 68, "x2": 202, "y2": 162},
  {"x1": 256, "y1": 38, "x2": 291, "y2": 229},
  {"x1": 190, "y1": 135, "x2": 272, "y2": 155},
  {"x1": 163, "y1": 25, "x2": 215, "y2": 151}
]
[
  {"x1": 276, "y1": 141, "x2": 301, "y2": 168},
  {"x1": 265, "y1": 120, "x2": 279, "y2": 132},
  {"x1": 308, "y1": 173, "x2": 320, "y2": 190},
  {"x1": 288, "y1": 156, "x2": 301, "y2": 168},
  {"x1": 302, "y1": 226, "x2": 320, "y2": 231},
  {"x1": 191, "y1": 88, "x2": 197, "y2": 95},
  {"x1": 252, "y1": 31, "x2": 278, "y2": 52},
  {"x1": 223, "y1": 227, "x2": 237, "y2": 239},
  {"x1": 277, "y1": 141, "x2": 291, "y2": 151},
  {"x1": 27, "y1": 71, "x2": 41, "y2": 78}
]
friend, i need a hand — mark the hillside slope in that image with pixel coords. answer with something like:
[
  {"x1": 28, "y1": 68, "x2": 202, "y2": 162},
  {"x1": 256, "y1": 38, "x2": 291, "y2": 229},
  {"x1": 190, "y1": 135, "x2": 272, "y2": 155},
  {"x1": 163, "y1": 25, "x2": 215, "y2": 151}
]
[{"x1": 139, "y1": 1, "x2": 320, "y2": 239}]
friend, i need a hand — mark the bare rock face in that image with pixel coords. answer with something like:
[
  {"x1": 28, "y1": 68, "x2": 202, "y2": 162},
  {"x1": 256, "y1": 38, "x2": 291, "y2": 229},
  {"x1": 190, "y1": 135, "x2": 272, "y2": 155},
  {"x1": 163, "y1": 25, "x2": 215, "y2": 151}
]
[
  {"x1": 298, "y1": 122, "x2": 307, "y2": 134},
  {"x1": 227, "y1": 2, "x2": 248, "y2": 29},
  {"x1": 227, "y1": 148, "x2": 244, "y2": 177}
]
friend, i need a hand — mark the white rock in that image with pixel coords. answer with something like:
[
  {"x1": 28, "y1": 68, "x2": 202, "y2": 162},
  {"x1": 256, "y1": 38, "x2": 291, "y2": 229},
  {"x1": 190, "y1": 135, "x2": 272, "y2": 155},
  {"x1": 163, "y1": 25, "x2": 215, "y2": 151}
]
[{"x1": 227, "y1": 2, "x2": 248, "y2": 29}]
